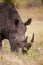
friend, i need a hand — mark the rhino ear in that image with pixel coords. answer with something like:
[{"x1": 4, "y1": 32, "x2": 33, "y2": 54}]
[{"x1": 24, "y1": 18, "x2": 32, "y2": 26}]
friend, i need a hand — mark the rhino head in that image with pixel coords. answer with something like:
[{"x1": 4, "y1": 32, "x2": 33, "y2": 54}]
[
  {"x1": 0, "y1": 3, "x2": 34, "y2": 54},
  {"x1": 9, "y1": 17, "x2": 34, "y2": 54}
]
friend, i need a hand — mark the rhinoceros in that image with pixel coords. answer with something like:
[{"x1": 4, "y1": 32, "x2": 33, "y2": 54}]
[{"x1": 0, "y1": 3, "x2": 34, "y2": 54}]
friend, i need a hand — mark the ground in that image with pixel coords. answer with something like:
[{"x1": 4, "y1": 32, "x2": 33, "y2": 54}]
[{"x1": 0, "y1": 6, "x2": 43, "y2": 65}]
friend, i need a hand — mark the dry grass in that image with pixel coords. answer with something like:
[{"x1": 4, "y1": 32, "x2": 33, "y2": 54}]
[{"x1": 0, "y1": 2, "x2": 43, "y2": 65}]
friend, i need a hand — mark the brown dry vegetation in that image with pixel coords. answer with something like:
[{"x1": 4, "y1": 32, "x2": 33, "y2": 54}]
[{"x1": 0, "y1": 1, "x2": 43, "y2": 65}]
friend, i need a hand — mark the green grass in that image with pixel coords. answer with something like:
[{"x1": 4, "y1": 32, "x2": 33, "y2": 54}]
[{"x1": 0, "y1": 55, "x2": 3, "y2": 63}]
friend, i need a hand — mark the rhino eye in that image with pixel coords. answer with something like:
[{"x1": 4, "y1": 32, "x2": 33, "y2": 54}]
[{"x1": 15, "y1": 19, "x2": 19, "y2": 26}]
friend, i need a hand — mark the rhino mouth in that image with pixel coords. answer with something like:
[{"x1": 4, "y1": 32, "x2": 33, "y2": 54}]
[{"x1": 14, "y1": 33, "x2": 34, "y2": 54}]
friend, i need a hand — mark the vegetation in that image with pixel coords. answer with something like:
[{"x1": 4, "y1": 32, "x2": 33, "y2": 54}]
[
  {"x1": 3, "y1": 0, "x2": 14, "y2": 7},
  {"x1": 0, "y1": 0, "x2": 43, "y2": 65},
  {"x1": 3, "y1": 0, "x2": 12, "y2": 4}
]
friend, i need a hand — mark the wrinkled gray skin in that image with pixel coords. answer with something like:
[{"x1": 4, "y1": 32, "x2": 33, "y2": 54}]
[{"x1": 0, "y1": 3, "x2": 34, "y2": 54}]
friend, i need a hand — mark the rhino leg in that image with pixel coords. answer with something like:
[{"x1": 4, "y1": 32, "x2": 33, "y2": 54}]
[
  {"x1": 0, "y1": 30, "x2": 9, "y2": 49},
  {"x1": 0, "y1": 35, "x2": 2, "y2": 49}
]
